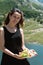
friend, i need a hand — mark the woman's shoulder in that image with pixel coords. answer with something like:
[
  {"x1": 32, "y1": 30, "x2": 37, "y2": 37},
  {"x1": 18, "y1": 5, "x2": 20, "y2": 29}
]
[
  {"x1": 0, "y1": 27, "x2": 4, "y2": 34},
  {"x1": 19, "y1": 28, "x2": 24, "y2": 35},
  {"x1": 0, "y1": 27, "x2": 4, "y2": 50},
  {"x1": 20, "y1": 28, "x2": 23, "y2": 32}
]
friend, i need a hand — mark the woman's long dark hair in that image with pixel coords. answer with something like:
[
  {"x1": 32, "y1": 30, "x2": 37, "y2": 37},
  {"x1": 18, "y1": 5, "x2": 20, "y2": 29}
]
[{"x1": 4, "y1": 8, "x2": 24, "y2": 28}]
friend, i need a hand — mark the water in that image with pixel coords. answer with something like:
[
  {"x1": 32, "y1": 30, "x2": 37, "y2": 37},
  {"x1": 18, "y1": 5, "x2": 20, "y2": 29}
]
[
  {"x1": 0, "y1": 43, "x2": 43, "y2": 65},
  {"x1": 25, "y1": 43, "x2": 43, "y2": 65},
  {"x1": 0, "y1": 51, "x2": 3, "y2": 64}
]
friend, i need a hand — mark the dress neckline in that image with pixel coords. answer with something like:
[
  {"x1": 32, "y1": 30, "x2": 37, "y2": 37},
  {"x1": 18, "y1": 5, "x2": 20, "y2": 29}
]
[{"x1": 4, "y1": 26, "x2": 18, "y2": 34}]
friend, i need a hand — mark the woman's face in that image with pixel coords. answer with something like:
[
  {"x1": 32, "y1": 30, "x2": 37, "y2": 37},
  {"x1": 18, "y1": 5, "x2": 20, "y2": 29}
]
[{"x1": 9, "y1": 11, "x2": 21, "y2": 26}]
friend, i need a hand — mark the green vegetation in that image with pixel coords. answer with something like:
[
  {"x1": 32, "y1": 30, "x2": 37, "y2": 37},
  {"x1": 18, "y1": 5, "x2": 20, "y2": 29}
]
[
  {"x1": 32, "y1": 3, "x2": 43, "y2": 10},
  {"x1": 0, "y1": 0, "x2": 43, "y2": 44},
  {"x1": 28, "y1": 32, "x2": 43, "y2": 44},
  {"x1": 0, "y1": 0, "x2": 43, "y2": 24},
  {"x1": 23, "y1": 18, "x2": 43, "y2": 44}
]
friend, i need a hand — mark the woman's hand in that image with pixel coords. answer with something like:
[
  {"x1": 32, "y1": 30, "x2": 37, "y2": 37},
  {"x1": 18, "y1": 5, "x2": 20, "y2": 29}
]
[{"x1": 14, "y1": 54, "x2": 25, "y2": 60}]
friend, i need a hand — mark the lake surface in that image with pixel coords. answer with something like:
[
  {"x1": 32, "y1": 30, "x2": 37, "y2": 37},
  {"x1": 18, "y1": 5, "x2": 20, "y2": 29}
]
[{"x1": 0, "y1": 42, "x2": 43, "y2": 65}]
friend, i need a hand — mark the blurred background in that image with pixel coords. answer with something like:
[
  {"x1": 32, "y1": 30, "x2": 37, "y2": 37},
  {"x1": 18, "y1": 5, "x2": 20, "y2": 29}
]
[{"x1": 0, "y1": 0, "x2": 43, "y2": 65}]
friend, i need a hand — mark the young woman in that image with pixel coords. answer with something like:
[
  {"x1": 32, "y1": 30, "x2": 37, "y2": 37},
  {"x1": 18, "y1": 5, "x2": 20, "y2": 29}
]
[{"x1": 0, "y1": 8, "x2": 30, "y2": 65}]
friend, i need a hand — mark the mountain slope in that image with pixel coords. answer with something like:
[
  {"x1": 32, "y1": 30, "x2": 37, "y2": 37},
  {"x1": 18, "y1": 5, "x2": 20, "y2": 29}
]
[
  {"x1": 0, "y1": 0, "x2": 43, "y2": 18},
  {"x1": 29, "y1": 0, "x2": 43, "y2": 13}
]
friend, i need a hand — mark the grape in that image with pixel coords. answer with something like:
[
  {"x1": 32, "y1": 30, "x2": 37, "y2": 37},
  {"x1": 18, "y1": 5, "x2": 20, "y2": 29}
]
[{"x1": 21, "y1": 53, "x2": 28, "y2": 57}]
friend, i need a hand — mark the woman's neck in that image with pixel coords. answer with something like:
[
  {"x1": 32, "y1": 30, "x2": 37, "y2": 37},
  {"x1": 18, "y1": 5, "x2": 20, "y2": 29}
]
[
  {"x1": 7, "y1": 22, "x2": 15, "y2": 28},
  {"x1": 4, "y1": 24, "x2": 17, "y2": 33}
]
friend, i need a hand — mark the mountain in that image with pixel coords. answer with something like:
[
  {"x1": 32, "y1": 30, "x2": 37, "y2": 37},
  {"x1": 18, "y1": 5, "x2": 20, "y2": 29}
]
[
  {"x1": 29, "y1": 0, "x2": 43, "y2": 12},
  {"x1": 0, "y1": 0, "x2": 43, "y2": 18}
]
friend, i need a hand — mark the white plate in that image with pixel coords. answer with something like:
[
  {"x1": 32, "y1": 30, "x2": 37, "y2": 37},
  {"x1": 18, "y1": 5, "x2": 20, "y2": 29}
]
[{"x1": 19, "y1": 49, "x2": 38, "y2": 58}]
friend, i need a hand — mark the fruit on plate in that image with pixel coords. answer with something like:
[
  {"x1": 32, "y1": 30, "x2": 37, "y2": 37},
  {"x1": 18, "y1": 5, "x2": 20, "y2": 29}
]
[
  {"x1": 19, "y1": 49, "x2": 31, "y2": 58},
  {"x1": 19, "y1": 49, "x2": 38, "y2": 58}
]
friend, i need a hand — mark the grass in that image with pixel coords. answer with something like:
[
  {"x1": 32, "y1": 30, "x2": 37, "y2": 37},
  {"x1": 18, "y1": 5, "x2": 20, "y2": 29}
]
[
  {"x1": 23, "y1": 18, "x2": 43, "y2": 45},
  {"x1": 24, "y1": 32, "x2": 43, "y2": 44},
  {"x1": 24, "y1": 18, "x2": 43, "y2": 30}
]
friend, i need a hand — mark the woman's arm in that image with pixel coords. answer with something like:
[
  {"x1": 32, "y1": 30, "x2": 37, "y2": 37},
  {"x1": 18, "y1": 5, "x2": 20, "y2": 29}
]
[
  {"x1": 20, "y1": 28, "x2": 28, "y2": 50},
  {"x1": 0, "y1": 27, "x2": 15, "y2": 58},
  {"x1": 0, "y1": 27, "x2": 25, "y2": 59}
]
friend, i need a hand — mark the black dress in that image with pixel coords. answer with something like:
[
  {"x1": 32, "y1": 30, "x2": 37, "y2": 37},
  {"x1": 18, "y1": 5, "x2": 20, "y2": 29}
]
[{"x1": 1, "y1": 26, "x2": 30, "y2": 65}]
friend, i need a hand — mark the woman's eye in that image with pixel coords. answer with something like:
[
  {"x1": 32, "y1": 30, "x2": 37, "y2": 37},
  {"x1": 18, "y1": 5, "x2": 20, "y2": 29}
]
[
  {"x1": 13, "y1": 16, "x2": 20, "y2": 19},
  {"x1": 14, "y1": 16, "x2": 16, "y2": 18}
]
